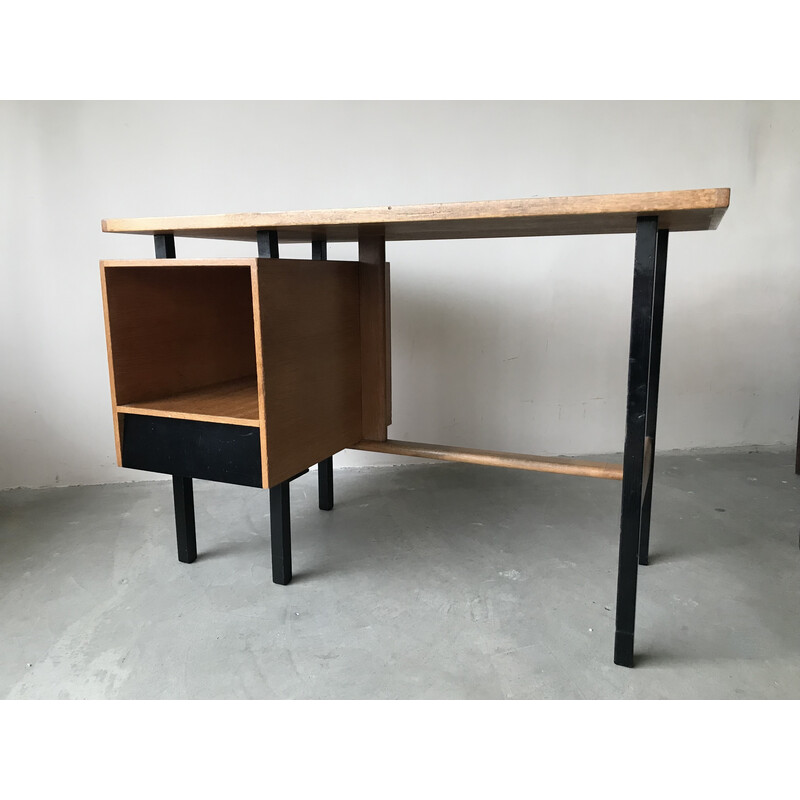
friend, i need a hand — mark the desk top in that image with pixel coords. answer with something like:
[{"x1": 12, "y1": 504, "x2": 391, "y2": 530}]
[{"x1": 102, "y1": 188, "x2": 729, "y2": 244}]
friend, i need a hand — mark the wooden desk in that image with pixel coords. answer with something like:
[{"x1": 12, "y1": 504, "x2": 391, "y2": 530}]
[{"x1": 101, "y1": 188, "x2": 730, "y2": 667}]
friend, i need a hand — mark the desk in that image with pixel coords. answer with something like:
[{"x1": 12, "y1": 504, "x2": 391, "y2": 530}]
[{"x1": 100, "y1": 189, "x2": 730, "y2": 667}]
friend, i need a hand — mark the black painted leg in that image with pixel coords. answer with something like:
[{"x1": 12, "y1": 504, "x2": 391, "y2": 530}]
[
  {"x1": 154, "y1": 233, "x2": 176, "y2": 259},
  {"x1": 614, "y1": 216, "x2": 659, "y2": 668},
  {"x1": 638, "y1": 229, "x2": 669, "y2": 566},
  {"x1": 270, "y1": 481, "x2": 292, "y2": 585},
  {"x1": 257, "y1": 229, "x2": 292, "y2": 585},
  {"x1": 318, "y1": 456, "x2": 334, "y2": 511},
  {"x1": 257, "y1": 229, "x2": 279, "y2": 258},
  {"x1": 311, "y1": 238, "x2": 335, "y2": 512},
  {"x1": 155, "y1": 236, "x2": 196, "y2": 565},
  {"x1": 172, "y1": 476, "x2": 197, "y2": 564}
]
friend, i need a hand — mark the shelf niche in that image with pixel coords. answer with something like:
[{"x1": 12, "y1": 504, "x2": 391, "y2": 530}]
[{"x1": 103, "y1": 264, "x2": 258, "y2": 424}]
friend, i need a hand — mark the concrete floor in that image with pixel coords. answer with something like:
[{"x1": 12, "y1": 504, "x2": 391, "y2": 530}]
[{"x1": 1, "y1": 449, "x2": 799, "y2": 699}]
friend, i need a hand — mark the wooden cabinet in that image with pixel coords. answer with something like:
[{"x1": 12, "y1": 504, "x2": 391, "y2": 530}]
[{"x1": 101, "y1": 257, "x2": 378, "y2": 488}]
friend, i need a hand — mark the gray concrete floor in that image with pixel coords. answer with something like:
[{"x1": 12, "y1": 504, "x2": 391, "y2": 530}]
[{"x1": 1, "y1": 449, "x2": 799, "y2": 699}]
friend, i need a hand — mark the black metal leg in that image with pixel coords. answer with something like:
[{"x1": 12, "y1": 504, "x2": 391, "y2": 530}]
[
  {"x1": 256, "y1": 230, "x2": 292, "y2": 584},
  {"x1": 614, "y1": 216, "x2": 660, "y2": 668},
  {"x1": 154, "y1": 233, "x2": 176, "y2": 259},
  {"x1": 318, "y1": 456, "x2": 334, "y2": 511},
  {"x1": 172, "y1": 476, "x2": 197, "y2": 564},
  {"x1": 154, "y1": 235, "x2": 198, "y2": 565},
  {"x1": 311, "y1": 237, "x2": 335, "y2": 512},
  {"x1": 311, "y1": 239, "x2": 327, "y2": 261},
  {"x1": 638, "y1": 229, "x2": 669, "y2": 566},
  {"x1": 257, "y1": 229, "x2": 279, "y2": 258},
  {"x1": 270, "y1": 481, "x2": 292, "y2": 585}
]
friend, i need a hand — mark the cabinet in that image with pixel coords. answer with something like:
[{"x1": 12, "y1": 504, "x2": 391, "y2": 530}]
[{"x1": 101, "y1": 257, "x2": 370, "y2": 488}]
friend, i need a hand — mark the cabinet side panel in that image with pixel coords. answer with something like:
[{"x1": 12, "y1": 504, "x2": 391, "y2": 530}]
[
  {"x1": 257, "y1": 259, "x2": 362, "y2": 486},
  {"x1": 99, "y1": 264, "x2": 123, "y2": 464},
  {"x1": 250, "y1": 264, "x2": 269, "y2": 487},
  {"x1": 358, "y1": 230, "x2": 389, "y2": 441}
]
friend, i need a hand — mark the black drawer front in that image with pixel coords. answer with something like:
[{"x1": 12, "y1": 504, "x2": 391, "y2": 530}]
[{"x1": 121, "y1": 415, "x2": 263, "y2": 488}]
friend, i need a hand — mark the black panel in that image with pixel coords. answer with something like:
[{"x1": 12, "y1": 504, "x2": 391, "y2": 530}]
[{"x1": 121, "y1": 415, "x2": 263, "y2": 488}]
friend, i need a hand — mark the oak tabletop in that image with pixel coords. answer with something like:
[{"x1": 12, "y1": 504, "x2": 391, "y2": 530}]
[{"x1": 102, "y1": 188, "x2": 730, "y2": 244}]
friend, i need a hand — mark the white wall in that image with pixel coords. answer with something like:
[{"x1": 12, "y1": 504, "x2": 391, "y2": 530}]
[{"x1": 1, "y1": 101, "x2": 798, "y2": 490}]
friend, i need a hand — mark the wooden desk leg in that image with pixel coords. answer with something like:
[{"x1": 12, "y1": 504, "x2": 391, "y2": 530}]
[
  {"x1": 172, "y1": 476, "x2": 197, "y2": 563},
  {"x1": 638, "y1": 229, "x2": 669, "y2": 566},
  {"x1": 270, "y1": 481, "x2": 292, "y2": 585},
  {"x1": 312, "y1": 238, "x2": 335, "y2": 512},
  {"x1": 615, "y1": 216, "x2": 663, "y2": 667}
]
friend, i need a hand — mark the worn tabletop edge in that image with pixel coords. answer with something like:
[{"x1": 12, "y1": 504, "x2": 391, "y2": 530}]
[
  {"x1": 101, "y1": 188, "x2": 731, "y2": 235},
  {"x1": 98, "y1": 257, "x2": 363, "y2": 268}
]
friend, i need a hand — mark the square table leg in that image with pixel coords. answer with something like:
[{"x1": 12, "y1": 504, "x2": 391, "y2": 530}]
[
  {"x1": 172, "y1": 475, "x2": 197, "y2": 564},
  {"x1": 318, "y1": 456, "x2": 334, "y2": 511},
  {"x1": 614, "y1": 216, "x2": 669, "y2": 667},
  {"x1": 154, "y1": 233, "x2": 200, "y2": 566},
  {"x1": 270, "y1": 480, "x2": 292, "y2": 585},
  {"x1": 312, "y1": 238, "x2": 335, "y2": 512},
  {"x1": 638, "y1": 229, "x2": 669, "y2": 566}
]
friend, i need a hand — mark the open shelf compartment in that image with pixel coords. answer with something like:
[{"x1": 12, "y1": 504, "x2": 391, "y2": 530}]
[{"x1": 102, "y1": 262, "x2": 259, "y2": 422}]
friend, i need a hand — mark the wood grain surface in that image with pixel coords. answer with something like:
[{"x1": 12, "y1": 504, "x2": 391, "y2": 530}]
[
  {"x1": 254, "y1": 258, "x2": 363, "y2": 487},
  {"x1": 101, "y1": 261, "x2": 260, "y2": 465},
  {"x1": 353, "y1": 439, "x2": 623, "y2": 480},
  {"x1": 102, "y1": 264, "x2": 257, "y2": 406},
  {"x1": 116, "y1": 377, "x2": 260, "y2": 426},
  {"x1": 102, "y1": 189, "x2": 730, "y2": 243},
  {"x1": 358, "y1": 229, "x2": 390, "y2": 441}
]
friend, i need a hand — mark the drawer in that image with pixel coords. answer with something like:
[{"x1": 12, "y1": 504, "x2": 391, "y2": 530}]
[{"x1": 121, "y1": 414, "x2": 263, "y2": 488}]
